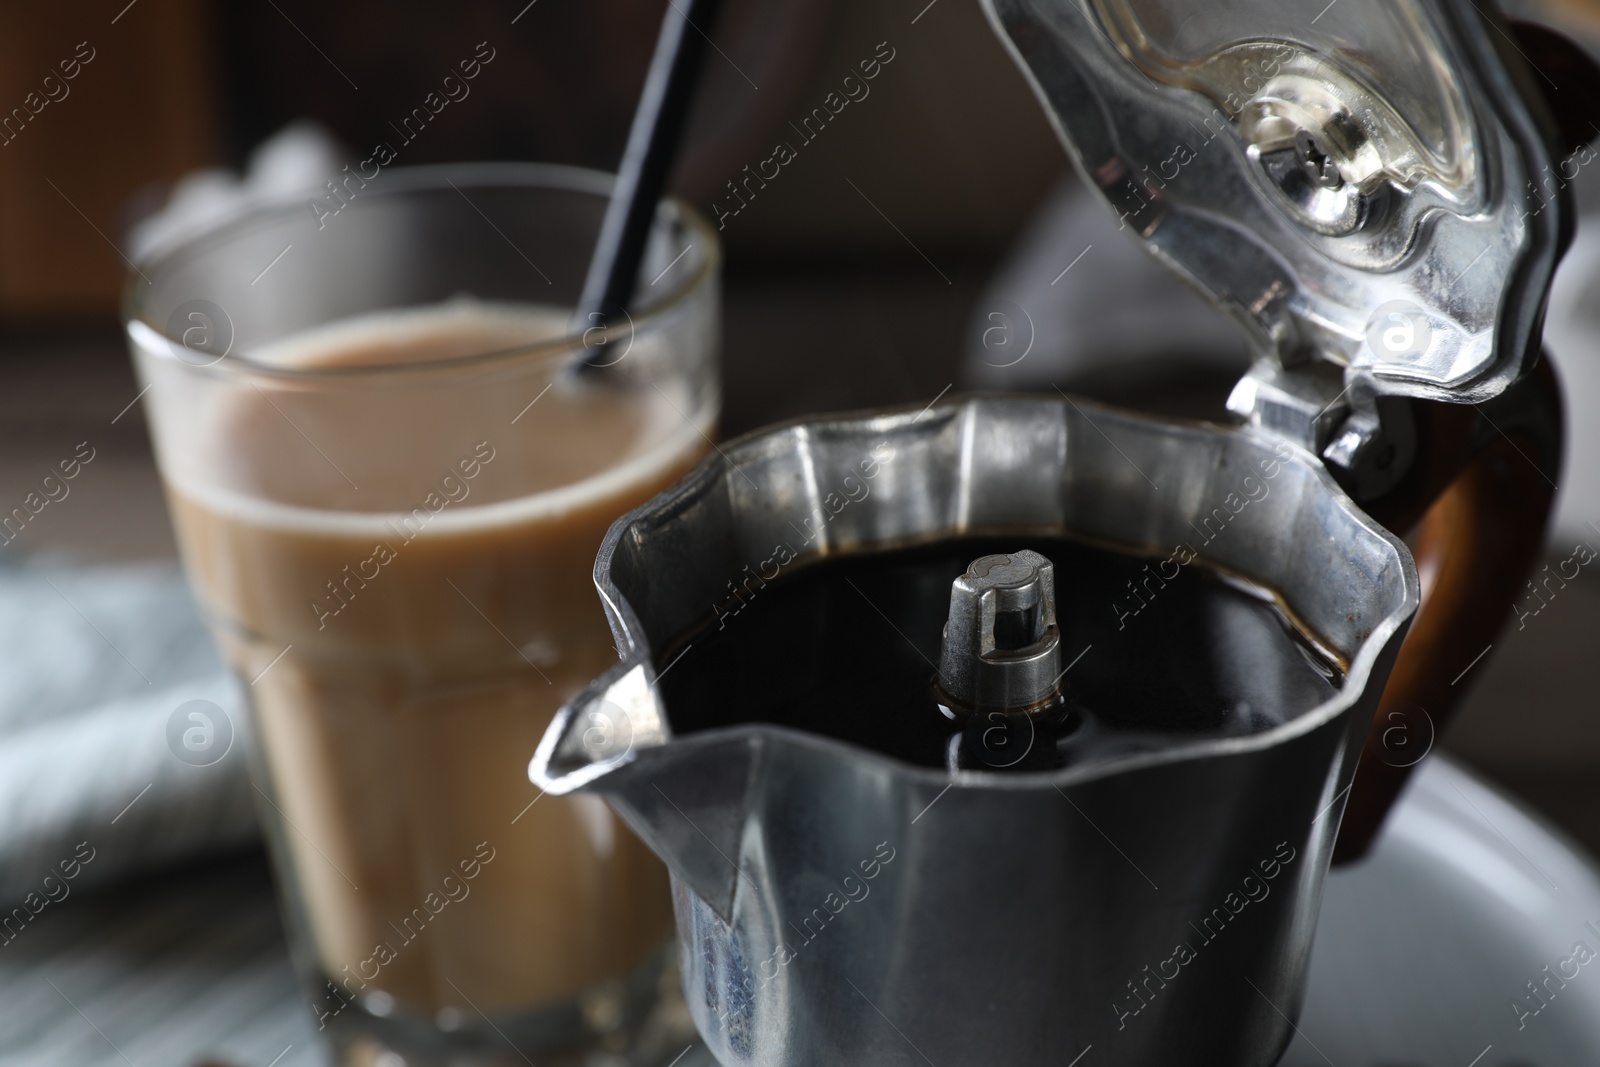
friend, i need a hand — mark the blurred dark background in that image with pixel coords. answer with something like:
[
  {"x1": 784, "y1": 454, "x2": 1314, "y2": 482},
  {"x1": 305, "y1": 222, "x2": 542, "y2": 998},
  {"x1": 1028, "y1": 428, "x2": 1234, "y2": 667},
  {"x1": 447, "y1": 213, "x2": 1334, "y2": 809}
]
[{"x1": 0, "y1": 0, "x2": 1065, "y2": 319}]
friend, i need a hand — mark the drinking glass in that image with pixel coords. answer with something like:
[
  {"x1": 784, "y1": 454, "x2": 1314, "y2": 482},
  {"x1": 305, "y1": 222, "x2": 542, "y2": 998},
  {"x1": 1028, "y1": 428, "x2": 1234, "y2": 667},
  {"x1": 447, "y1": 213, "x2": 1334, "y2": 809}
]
[{"x1": 124, "y1": 163, "x2": 719, "y2": 1066}]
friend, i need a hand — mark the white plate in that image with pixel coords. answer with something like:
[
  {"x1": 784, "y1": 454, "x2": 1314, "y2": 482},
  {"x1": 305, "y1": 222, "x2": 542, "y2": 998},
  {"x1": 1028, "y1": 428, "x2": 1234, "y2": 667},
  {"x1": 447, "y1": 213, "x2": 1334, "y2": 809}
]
[{"x1": 1286, "y1": 757, "x2": 1600, "y2": 1066}]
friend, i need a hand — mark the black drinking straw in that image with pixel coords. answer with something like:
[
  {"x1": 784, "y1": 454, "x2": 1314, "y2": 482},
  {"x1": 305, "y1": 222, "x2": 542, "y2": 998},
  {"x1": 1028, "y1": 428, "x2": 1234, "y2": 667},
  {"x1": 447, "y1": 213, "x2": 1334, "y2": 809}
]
[{"x1": 574, "y1": 0, "x2": 727, "y2": 374}]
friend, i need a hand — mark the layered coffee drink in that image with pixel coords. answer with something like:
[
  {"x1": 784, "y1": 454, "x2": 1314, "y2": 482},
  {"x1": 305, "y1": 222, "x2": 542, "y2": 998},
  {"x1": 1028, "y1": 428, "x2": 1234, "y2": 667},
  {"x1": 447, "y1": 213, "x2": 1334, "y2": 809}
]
[{"x1": 163, "y1": 300, "x2": 708, "y2": 1019}]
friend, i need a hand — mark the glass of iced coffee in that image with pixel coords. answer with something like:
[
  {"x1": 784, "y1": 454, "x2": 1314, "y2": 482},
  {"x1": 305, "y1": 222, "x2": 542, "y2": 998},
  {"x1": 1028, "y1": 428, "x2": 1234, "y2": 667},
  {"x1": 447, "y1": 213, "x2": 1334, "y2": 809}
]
[{"x1": 124, "y1": 164, "x2": 718, "y2": 1066}]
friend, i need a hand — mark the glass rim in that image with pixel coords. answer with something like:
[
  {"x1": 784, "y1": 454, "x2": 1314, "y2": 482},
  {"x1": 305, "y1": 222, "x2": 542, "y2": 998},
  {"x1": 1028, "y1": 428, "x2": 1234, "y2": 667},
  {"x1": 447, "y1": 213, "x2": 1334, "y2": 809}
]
[{"x1": 123, "y1": 161, "x2": 721, "y2": 384}]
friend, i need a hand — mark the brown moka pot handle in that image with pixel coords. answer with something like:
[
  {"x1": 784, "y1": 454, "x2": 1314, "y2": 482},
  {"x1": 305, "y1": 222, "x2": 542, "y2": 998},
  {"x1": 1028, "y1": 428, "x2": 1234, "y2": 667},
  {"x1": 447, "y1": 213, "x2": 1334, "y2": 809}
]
[
  {"x1": 1332, "y1": 358, "x2": 1563, "y2": 864},
  {"x1": 1331, "y1": 11, "x2": 1600, "y2": 863}
]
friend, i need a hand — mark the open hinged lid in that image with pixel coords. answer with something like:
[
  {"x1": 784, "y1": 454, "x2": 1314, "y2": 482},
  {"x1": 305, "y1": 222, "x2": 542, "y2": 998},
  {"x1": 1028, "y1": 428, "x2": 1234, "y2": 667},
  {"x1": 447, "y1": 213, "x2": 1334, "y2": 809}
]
[{"x1": 982, "y1": 0, "x2": 1567, "y2": 405}]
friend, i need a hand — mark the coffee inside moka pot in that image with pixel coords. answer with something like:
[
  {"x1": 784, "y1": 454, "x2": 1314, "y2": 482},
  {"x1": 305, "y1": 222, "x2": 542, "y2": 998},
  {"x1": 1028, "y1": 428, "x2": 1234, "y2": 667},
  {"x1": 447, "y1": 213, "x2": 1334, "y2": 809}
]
[{"x1": 658, "y1": 535, "x2": 1344, "y2": 774}]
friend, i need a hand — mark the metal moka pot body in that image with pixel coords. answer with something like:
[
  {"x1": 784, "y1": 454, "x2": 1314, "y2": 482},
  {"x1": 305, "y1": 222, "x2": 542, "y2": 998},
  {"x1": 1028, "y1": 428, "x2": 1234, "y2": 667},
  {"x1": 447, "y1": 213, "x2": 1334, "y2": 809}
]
[{"x1": 532, "y1": 396, "x2": 1417, "y2": 1067}]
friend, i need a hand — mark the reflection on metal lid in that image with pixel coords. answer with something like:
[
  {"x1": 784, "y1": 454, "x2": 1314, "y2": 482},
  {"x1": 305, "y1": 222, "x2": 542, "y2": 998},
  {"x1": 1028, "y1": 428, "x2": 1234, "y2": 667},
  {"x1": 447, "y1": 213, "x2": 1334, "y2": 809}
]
[
  {"x1": 983, "y1": 0, "x2": 1565, "y2": 404},
  {"x1": 1093, "y1": 0, "x2": 1475, "y2": 196}
]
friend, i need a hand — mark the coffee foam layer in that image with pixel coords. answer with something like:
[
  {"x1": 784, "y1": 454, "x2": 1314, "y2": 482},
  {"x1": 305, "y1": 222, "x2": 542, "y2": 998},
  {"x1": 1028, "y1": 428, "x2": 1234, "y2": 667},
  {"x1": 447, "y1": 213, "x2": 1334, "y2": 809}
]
[
  {"x1": 164, "y1": 299, "x2": 715, "y2": 536},
  {"x1": 246, "y1": 298, "x2": 575, "y2": 372},
  {"x1": 170, "y1": 410, "x2": 712, "y2": 537}
]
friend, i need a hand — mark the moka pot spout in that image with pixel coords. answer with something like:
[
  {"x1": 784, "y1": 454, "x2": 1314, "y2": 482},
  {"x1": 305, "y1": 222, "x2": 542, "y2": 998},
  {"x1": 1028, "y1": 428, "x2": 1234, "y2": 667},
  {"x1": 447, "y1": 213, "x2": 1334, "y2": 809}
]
[{"x1": 532, "y1": 660, "x2": 756, "y2": 923}]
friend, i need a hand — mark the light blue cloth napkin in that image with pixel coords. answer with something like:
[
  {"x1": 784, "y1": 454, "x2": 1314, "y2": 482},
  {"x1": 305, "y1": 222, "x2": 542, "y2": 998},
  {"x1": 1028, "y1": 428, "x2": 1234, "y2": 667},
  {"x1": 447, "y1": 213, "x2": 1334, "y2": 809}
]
[{"x1": 0, "y1": 560, "x2": 257, "y2": 904}]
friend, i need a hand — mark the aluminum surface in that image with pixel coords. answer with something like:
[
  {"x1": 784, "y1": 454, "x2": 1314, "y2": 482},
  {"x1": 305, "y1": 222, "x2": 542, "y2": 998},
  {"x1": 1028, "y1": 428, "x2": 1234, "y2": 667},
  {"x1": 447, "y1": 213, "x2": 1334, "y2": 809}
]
[
  {"x1": 979, "y1": 0, "x2": 1565, "y2": 405},
  {"x1": 531, "y1": 396, "x2": 1419, "y2": 1067}
]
